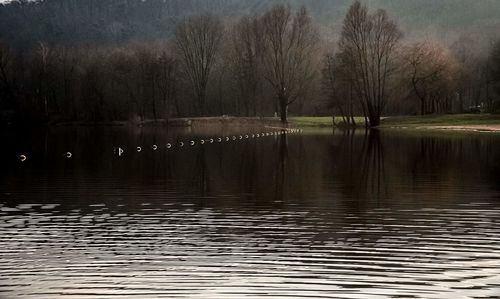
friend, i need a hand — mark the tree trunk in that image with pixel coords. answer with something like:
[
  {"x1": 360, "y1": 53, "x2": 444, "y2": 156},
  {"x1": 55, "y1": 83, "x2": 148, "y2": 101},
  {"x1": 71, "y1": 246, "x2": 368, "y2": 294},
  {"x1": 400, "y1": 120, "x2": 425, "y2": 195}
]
[
  {"x1": 368, "y1": 115, "x2": 380, "y2": 127},
  {"x1": 279, "y1": 95, "x2": 288, "y2": 123},
  {"x1": 198, "y1": 88, "x2": 206, "y2": 116},
  {"x1": 152, "y1": 82, "x2": 157, "y2": 121}
]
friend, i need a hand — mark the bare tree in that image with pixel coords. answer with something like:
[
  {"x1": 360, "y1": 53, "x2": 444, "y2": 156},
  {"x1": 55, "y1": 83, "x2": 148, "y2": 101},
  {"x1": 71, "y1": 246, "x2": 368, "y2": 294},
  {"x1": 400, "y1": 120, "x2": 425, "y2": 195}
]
[
  {"x1": 31, "y1": 43, "x2": 57, "y2": 119},
  {"x1": 228, "y1": 16, "x2": 263, "y2": 116},
  {"x1": 405, "y1": 41, "x2": 459, "y2": 114},
  {"x1": 450, "y1": 36, "x2": 495, "y2": 113},
  {"x1": 488, "y1": 40, "x2": 500, "y2": 111},
  {"x1": 322, "y1": 52, "x2": 357, "y2": 126},
  {"x1": 157, "y1": 51, "x2": 178, "y2": 119},
  {"x1": 259, "y1": 5, "x2": 319, "y2": 123},
  {"x1": 0, "y1": 42, "x2": 16, "y2": 109},
  {"x1": 175, "y1": 15, "x2": 223, "y2": 116},
  {"x1": 338, "y1": 1, "x2": 402, "y2": 127}
]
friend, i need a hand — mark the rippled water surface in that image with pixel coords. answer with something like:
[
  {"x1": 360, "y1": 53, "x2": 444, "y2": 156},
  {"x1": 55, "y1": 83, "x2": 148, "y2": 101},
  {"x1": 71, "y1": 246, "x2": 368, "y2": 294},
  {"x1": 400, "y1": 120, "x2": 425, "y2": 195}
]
[{"x1": 0, "y1": 127, "x2": 499, "y2": 298}]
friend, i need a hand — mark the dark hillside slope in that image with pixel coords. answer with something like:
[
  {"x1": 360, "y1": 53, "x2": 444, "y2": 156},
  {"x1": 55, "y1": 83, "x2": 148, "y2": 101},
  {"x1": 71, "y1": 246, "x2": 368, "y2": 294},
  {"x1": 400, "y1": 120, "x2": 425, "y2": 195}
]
[{"x1": 1, "y1": 0, "x2": 499, "y2": 48}]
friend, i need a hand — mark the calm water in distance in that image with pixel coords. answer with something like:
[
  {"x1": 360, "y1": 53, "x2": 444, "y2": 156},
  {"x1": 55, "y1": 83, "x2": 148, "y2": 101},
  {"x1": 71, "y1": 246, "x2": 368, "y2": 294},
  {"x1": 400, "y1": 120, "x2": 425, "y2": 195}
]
[{"x1": 0, "y1": 127, "x2": 499, "y2": 299}]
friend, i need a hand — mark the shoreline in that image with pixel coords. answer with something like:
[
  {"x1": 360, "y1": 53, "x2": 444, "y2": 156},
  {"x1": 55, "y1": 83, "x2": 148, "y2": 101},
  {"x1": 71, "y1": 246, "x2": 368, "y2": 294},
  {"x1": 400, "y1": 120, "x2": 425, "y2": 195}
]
[
  {"x1": 291, "y1": 115, "x2": 500, "y2": 133},
  {"x1": 383, "y1": 125, "x2": 500, "y2": 132},
  {"x1": 377, "y1": 114, "x2": 500, "y2": 133},
  {"x1": 50, "y1": 116, "x2": 287, "y2": 128},
  {"x1": 3, "y1": 115, "x2": 500, "y2": 133}
]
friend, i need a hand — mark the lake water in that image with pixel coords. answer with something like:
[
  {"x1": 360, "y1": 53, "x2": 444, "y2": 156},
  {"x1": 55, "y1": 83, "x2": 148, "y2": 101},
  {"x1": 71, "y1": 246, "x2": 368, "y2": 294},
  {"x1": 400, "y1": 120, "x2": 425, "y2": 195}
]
[{"x1": 0, "y1": 127, "x2": 499, "y2": 299}]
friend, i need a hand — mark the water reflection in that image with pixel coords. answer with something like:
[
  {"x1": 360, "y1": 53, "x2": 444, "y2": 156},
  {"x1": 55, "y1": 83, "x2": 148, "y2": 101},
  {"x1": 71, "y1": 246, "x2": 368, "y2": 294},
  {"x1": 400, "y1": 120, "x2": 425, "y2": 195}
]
[
  {"x1": 329, "y1": 129, "x2": 389, "y2": 202},
  {"x1": 0, "y1": 127, "x2": 499, "y2": 298}
]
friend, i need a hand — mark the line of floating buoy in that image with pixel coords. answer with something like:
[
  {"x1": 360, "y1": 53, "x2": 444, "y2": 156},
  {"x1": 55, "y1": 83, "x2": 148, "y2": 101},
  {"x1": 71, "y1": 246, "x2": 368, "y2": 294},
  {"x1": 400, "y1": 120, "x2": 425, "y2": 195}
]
[
  {"x1": 17, "y1": 128, "x2": 303, "y2": 161},
  {"x1": 117, "y1": 129, "x2": 301, "y2": 153},
  {"x1": 18, "y1": 152, "x2": 75, "y2": 162}
]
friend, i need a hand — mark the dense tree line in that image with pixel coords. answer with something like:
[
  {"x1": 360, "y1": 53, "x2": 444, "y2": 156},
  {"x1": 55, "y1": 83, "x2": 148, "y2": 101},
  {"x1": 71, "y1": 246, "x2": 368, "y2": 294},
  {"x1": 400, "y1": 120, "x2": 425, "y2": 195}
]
[
  {"x1": 0, "y1": 42, "x2": 180, "y2": 122},
  {"x1": 1, "y1": 0, "x2": 500, "y2": 126},
  {"x1": 0, "y1": 4, "x2": 320, "y2": 123}
]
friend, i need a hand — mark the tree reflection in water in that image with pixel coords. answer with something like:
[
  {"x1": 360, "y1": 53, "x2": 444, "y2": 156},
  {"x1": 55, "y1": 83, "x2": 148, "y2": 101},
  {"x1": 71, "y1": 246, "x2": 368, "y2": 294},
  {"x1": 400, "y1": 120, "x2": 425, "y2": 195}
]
[{"x1": 1, "y1": 126, "x2": 500, "y2": 212}]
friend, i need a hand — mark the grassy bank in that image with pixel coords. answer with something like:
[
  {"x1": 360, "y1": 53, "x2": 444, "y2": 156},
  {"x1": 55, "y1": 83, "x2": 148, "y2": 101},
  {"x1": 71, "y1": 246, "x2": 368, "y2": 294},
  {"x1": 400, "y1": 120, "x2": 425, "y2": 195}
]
[
  {"x1": 52, "y1": 116, "x2": 284, "y2": 128},
  {"x1": 290, "y1": 114, "x2": 500, "y2": 132},
  {"x1": 43, "y1": 114, "x2": 500, "y2": 133},
  {"x1": 379, "y1": 114, "x2": 500, "y2": 127},
  {"x1": 290, "y1": 116, "x2": 366, "y2": 127}
]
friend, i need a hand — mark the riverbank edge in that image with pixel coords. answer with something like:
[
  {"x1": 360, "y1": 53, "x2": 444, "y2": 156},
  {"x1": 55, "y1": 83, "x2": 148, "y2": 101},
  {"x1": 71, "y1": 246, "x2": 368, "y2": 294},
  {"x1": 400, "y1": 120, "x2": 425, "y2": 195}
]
[
  {"x1": 292, "y1": 114, "x2": 500, "y2": 132},
  {"x1": 51, "y1": 116, "x2": 291, "y2": 129},
  {"x1": 379, "y1": 125, "x2": 500, "y2": 133},
  {"x1": 377, "y1": 114, "x2": 500, "y2": 132},
  {"x1": 8, "y1": 115, "x2": 500, "y2": 133}
]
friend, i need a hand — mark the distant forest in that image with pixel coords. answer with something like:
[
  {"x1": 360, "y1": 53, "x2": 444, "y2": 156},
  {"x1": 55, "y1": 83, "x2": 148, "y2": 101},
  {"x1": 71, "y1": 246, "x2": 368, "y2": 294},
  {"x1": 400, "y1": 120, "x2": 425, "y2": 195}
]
[{"x1": 1, "y1": 0, "x2": 500, "y2": 126}]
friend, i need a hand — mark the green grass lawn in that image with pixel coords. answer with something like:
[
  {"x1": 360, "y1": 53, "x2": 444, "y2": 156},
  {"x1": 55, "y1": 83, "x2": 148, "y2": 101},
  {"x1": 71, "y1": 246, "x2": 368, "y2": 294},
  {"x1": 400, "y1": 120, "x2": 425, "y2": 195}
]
[
  {"x1": 379, "y1": 114, "x2": 500, "y2": 127},
  {"x1": 290, "y1": 114, "x2": 500, "y2": 128}
]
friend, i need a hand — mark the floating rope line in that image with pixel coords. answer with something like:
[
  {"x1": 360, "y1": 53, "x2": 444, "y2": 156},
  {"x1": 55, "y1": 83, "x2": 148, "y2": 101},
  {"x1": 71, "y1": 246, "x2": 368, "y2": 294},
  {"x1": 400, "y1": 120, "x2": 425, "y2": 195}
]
[{"x1": 17, "y1": 128, "x2": 303, "y2": 161}]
